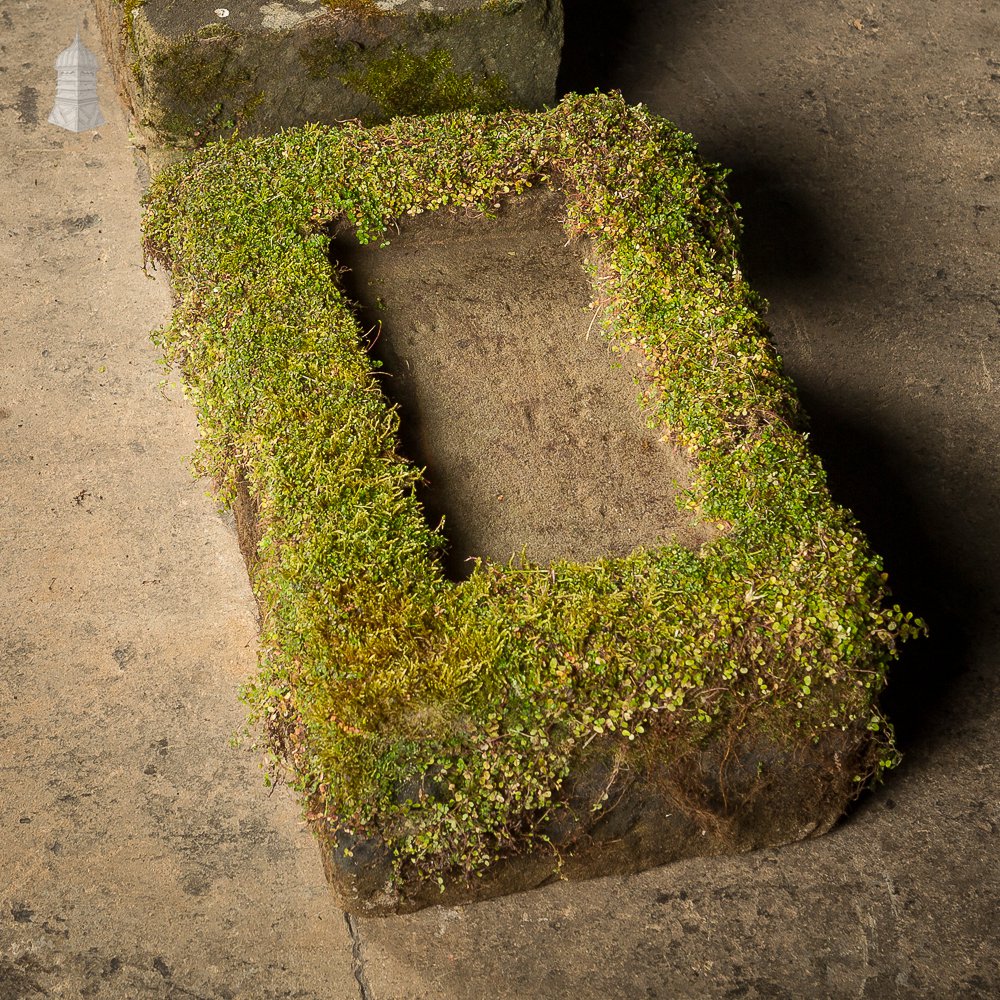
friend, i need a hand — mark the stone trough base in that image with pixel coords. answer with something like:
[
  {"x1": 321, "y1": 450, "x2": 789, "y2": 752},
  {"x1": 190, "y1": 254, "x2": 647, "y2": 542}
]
[
  {"x1": 329, "y1": 189, "x2": 718, "y2": 575},
  {"x1": 314, "y1": 726, "x2": 868, "y2": 916}
]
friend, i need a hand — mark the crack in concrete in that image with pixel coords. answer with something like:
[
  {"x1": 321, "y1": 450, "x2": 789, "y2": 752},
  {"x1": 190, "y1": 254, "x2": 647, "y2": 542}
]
[{"x1": 344, "y1": 912, "x2": 375, "y2": 1000}]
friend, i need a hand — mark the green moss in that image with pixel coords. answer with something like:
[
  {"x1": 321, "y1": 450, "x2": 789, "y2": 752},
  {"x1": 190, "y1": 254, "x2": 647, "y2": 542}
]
[
  {"x1": 415, "y1": 11, "x2": 466, "y2": 33},
  {"x1": 299, "y1": 39, "x2": 510, "y2": 119},
  {"x1": 300, "y1": 40, "x2": 510, "y2": 118},
  {"x1": 149, "y1": 41, "x2": 232, "y2": 106},
  {"x1": 481, "y1": 0, "x2": 527, "y2": 12},
  {"x1": 196, "y1": 23, "x2": 233, "y2": 41},
  {"x1": 236, "y1": 90, "x2": 266, "y2": 127},
  {"x1": 298, "y1": 38, "x2": 363, "y2": 82},
  {"x1": 341, "y1": 46, "x2": 510, "y2": 117},
  {"x1": 141, "y1": 94, "x2": 924, "y2": 887},
  {"x1": 119, "y1": 0, "x2": 146, "y2": 66},
  {"x1": 143, "y1": 37, "x2": 253, "y2": 143},
  {"x1": 118, "y1": 0, "x2": 251, "y2": 143}
]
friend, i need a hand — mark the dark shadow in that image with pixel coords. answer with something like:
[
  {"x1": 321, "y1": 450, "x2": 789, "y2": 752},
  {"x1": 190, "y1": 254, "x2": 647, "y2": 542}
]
[
  {"x1": 794, "y1": 383, "x2": 984, "y2": 755},
  {"x1": 557, "y1": 0, "x2": 642, "y2": 96},
  {"x1": 723, "y1": 162, "x2": 833, "y2": 291},
  {"x1": 329, "y1": 243, "x2": 461, "y2": 574}
]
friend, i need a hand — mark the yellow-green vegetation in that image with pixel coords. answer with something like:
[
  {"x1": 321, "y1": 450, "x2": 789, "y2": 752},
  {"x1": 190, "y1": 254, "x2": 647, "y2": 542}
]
[
  {"x1": 481, "y1": 0, "x2": 527, "y2": 12},
  {"x1": 298, "y1": 40, "x2": 510, "y2": 116},
  {"x1": 141, "y1": 93, "x2": 923, "y2": 887},
  {"x1": 116, "y1": 0, "x2": 146, "y2": 78},
  {"x1": 341, "y1": 47, "x2": 510, "y2": 116}
]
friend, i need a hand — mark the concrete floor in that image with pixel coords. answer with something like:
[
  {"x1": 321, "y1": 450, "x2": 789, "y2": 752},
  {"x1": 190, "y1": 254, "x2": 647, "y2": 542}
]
[
  {"x1": 2, "y1": 1, "x2": 997, "y2": 997},
  {"x1": 0, "y1": 2, "x2": 359, "y2": 997}
]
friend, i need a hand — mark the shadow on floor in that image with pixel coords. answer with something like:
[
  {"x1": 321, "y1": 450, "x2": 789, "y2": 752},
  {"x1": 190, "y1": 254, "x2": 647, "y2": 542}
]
[
  {"x1": 557, "y1": 0, "x2": 643, "y2": 95},
  {"x1": 723, "y1": 161, "x2": 836, "y2": 292},
  {"x1": 795, "y1": 385, "x2": 985, "y2": 756}
]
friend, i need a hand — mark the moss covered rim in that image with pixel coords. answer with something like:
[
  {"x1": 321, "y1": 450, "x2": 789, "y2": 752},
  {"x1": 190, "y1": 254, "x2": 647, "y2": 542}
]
[{"x1": 141, "y1": 92, "x2": 923, "y2": 888}]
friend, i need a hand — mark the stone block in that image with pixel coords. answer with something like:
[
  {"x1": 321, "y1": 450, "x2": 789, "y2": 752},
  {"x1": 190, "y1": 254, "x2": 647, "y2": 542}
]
[{"x1": 95, "y1": 0, "x2": 563, "y2": 158}]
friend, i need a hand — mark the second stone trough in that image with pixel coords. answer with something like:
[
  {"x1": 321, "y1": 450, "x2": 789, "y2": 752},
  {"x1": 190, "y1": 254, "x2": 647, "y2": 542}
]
[{"x1": 95, "y1": 0, "x2": 564, "y2": 165}]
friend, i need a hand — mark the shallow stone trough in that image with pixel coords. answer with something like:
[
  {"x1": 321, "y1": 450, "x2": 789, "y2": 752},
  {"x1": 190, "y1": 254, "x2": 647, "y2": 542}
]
[{"x1": 141, "y1": 96, "x2": 921, "y2": 914}]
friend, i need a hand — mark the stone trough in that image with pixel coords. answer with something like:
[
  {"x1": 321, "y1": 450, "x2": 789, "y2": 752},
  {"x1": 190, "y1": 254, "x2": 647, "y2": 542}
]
[{"x1": 140, "y1": 96, "x2": 922, "y2": 914}]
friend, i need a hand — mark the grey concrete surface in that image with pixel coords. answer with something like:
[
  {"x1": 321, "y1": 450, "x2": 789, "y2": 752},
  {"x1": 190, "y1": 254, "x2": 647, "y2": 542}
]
[
  {"x1": 1, "y1": 0, "x2": 997, "y2": 998},
  {"x1": 0, "y1": 2, "x2": 358, "y2": 997}
]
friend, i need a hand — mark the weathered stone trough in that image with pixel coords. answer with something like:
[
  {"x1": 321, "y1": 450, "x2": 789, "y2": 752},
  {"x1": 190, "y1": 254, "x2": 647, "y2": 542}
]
[
  {"x1": 141, "y1": 95, "x2": 922, "y2": 914},
  {"x1": 96, "y1": 0, "x2": 563, "y2": 159}
]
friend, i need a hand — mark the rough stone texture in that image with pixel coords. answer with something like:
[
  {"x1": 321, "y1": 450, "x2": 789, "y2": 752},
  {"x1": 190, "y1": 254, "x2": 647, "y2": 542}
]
[{"x1": 94, "y1": 0, "x2": 563, "y2": 160}]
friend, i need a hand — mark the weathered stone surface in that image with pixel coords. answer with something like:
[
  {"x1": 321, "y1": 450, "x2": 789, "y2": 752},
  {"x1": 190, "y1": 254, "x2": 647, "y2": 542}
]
[
  {"x1": 313, "y1": 725, "x2": 869, "y2": 916},
  {"x1": 95, "y1": 0, "x2": 563, "y2": 156}
]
